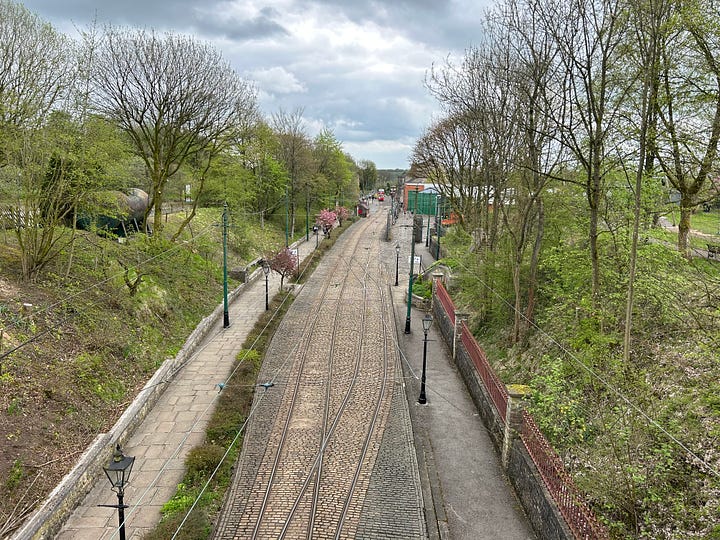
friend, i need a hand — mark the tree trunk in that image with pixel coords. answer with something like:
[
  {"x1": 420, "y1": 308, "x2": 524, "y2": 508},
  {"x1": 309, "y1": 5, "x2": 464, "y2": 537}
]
[
  {"x1": 589, "y1": 147, "x2": 603, "y2": 304},
  {"x1": 523, "y1": 199, "x2": 544, "y2": 340},
  {"x1": 678, "y1": 200, "x2": 693, "y2": 256}
]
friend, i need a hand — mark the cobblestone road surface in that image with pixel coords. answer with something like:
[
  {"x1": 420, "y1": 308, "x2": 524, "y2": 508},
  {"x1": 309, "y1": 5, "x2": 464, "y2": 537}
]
[{"x1": 213, "y1": 209, "x2": 426, "y2": 539}]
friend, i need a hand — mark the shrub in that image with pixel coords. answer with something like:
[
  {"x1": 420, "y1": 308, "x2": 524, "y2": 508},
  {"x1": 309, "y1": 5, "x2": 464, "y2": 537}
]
[
  {"x1": 412, "y1": 278, "x2": 432, "y2": 299},
  {"x1": 185, "y1": 444, "x2": 225, "y2": 484}
]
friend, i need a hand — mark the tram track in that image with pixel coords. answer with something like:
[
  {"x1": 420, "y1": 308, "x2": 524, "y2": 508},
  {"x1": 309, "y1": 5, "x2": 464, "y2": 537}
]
[
  {"x1": 250, "y1": 221, "x2": 369, "y2": 538},
  {"x1": 216, "y1": 209, "x2": 398, "y2": 539}
]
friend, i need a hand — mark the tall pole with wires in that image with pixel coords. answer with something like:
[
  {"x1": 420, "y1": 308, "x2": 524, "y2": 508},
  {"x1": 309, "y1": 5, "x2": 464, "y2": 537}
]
[
  {"x1": 405, "y1": 184, "x2": 419, "y2": 334},
  {"x1": 436, "y1": 194, "x2": 441, "y2": 259},
  {"x1": 285, "y1": 185, "x2": 289, "y2": 247},
  {"x1": 222, "y1": 202, "x2": 229, "y2": 328}
]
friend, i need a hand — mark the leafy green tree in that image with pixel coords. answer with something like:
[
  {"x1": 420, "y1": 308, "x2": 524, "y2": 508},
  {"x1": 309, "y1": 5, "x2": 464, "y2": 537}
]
[
  {"x1": 90, "y1": 26, "x2": 257, "y2": 235},
  {"x1": 358, "y1": 160, "x2": 377, "y2": 194},
  {"x1": 271, "y1": 108, "x2": 314, "y2": 238},
  {"x1": 237, "y1": 119, "x2": 287, "y2": 228},
  {"x1": 10, "y1": 113, "x2": 123, "y2": 280},
  {"x1": 540, "y1": 0, "x2": 629, "y2": 303},
  {"x1": 313, "y1": 128, "x2": 354, "y2": 206},
  {"x1": 653, "y1": 0, "x2": 720, "y2": 256}
]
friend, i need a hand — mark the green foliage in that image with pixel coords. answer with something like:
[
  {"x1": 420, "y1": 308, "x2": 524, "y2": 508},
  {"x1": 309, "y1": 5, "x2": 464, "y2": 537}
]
[
  {"x1": 412, "y1": 278, "x2": 432, "y2": 299},
  {"x1": 160, "y1": 483, "x2": 197, "y2": 518},
  {"x1": 7, "y1": 398, "x2": 21, "y2": 415},
  {"x1": 436, "y1": 226, "x2": 471, "y2": 253},
  {"x1": 73, "y1": 352, "x2": 126, "y2": 403},
  {"x1": 184, "y1": 444, "x2": 226, "y2": 485},
  {"x1": 5, "y1": 460, "x2": 24, "y2": 491},
  {"x1": 435, "y1": 157, "x2": 720, "y2": 538},
  {"x1": 527, "y1": 357, "x2": 589, "y2": 446},
  {"x1": 146, "y1": 505, "x2": 212, "y2": 540}
]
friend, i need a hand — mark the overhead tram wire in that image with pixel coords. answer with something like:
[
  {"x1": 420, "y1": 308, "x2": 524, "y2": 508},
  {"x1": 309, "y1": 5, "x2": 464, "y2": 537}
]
[
  {"x1": 160, "y1": 231, "x2": 330, "y2": 539},
  {"x1": 116, "y1": 251, "x2": 313, "y2": 540},
  {"x1": 170, "y1": 214, "x2": 386, "y2": 538}
]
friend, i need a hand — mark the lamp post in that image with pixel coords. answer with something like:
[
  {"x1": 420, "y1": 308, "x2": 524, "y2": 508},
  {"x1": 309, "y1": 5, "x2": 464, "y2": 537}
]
[
  {"x1": 261, "y1": 259, "x2": 270, "y2": 311},
  {"x1": 102, "y1": 444, "x2": 135, "y2": 540},
  {"x1": 436, "y1": 195, "x2": 441, "y2": 260},
  {"x1": 418, "y1": 313, "x2": 433, "y2": 404},
  {"x1": 426, "y1": 207, "x2": 431, "y2": 247},
  {"x1": 285, "y1": 185, "x2": 289, "y2": 247},
  {"x1": 394, "y1": 243, "x2": 400, "y2": 286},
  {"x1": 405, "y1": 184, "x2": 419, "y2": 333}
]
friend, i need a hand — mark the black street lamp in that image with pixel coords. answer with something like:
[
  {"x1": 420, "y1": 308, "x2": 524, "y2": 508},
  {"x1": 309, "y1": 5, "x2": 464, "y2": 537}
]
[
  {"x1": 102, "y1": 444, "x2": 135, "y2": 540},
  {"x1": 418, "y1": 313, "x2": 433, "y2": 404},
  {"x1": 394, "y1": 243, "x2": 400, "y2": 286},
  {"x1": 261, "y1": 259, "x2": 270, "y2": 311}
]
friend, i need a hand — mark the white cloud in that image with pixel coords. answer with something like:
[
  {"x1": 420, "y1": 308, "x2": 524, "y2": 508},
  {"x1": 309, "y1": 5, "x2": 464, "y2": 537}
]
[{"x1": 247, "y1": 66, "x2": 307, "y2": 95}]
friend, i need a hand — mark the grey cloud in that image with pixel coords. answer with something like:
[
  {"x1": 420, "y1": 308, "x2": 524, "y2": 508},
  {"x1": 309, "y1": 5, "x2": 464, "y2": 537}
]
[
  {"x1": 19, "y1": 0, "x2": 487, "y2": 168},
  {"x1": 195, "y1": 7, "x2": 289, "y2": 41},
  {"x1": 23, "y1": 0, "x2": 289, "y2": 42},
  {"x1": 22, "y1": 0, "x2": 212, "y2": 28}
]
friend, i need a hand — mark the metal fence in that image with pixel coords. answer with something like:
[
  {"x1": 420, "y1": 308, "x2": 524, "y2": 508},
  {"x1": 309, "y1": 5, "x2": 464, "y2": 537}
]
[
  {"x1": 460, "y1": 322, "x2": 508, "y2": 422},
  {"x1": 435, "y1": 280, "x2": 455, "y2": 325},
  {"x1": 433, "y1": 281, "x2": 609, "y2": 539},
  {"x1": 521, "y1": 413, "x2": 609, "y2": 539}
]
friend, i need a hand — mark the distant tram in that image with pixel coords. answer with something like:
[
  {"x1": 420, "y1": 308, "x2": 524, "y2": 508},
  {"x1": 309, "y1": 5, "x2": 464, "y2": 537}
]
[{"x1": 377, "y1": 188, "x2": 385, "y2": 201}]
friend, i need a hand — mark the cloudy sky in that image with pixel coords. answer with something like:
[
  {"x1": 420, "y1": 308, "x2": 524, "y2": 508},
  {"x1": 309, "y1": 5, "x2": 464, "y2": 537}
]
[{"x1": 20, "y1": 0, "x2": 492, "y2": 169}]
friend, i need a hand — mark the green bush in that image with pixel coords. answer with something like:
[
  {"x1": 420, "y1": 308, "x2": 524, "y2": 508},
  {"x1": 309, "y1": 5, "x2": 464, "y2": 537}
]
[
  {"x1": 185, "y1": 444, "x2": 225, "y2": 483},
  {"x1": 412, "y1": 278, "x2": 431, "y2": 299}
]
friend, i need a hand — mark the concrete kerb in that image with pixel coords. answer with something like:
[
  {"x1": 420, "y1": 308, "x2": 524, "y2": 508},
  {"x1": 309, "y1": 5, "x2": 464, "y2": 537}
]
[{"x1": 13, "y1": 267, "x2": 264, "y2": 540}]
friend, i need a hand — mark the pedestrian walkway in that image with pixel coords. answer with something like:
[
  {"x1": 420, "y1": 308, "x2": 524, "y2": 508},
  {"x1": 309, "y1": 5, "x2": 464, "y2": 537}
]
[
  {"x1": 390, "y1": 211, "x2": 535, "y2": 540},
  {"x1": 57, "y1": 236, "x2": 321, "y2": 539}
]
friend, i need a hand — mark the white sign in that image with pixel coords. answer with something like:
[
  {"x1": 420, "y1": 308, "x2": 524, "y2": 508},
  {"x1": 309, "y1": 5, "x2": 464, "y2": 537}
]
[{"x1": 409, "y1": 255, "x2": 421, "y2": 267}]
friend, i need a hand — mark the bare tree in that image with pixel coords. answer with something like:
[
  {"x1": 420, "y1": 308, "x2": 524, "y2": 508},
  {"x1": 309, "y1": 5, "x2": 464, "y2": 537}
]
[
  {"x1": 0, "y1": 0, "x2": 72, "y2": 165},
  {"x1": 90, "y1": 26, "x2": 257, "y2": 234},
  {"x1": 490, "y1": 0, "x2": 563, "y2": 343},
  {"x1": 412, "y1": 113, "x2": 484, "y2": 232},
  {"x1": 271, "y1": 108, "x2": 314, "y2": 239}
]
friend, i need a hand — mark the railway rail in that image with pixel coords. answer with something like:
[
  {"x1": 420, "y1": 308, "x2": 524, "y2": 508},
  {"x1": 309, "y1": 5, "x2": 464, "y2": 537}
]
[{"x1": 213, "y1": 210, "x2": 424, "y2": 539}]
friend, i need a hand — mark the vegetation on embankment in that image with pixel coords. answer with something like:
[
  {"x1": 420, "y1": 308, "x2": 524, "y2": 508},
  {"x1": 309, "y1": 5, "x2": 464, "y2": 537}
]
[
  {"x1": 0, "y1": 208, "x2": 296, "y2": 537},
  {"x1": 440, "y1": 215, "x2": 720, "y2": 539}
]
